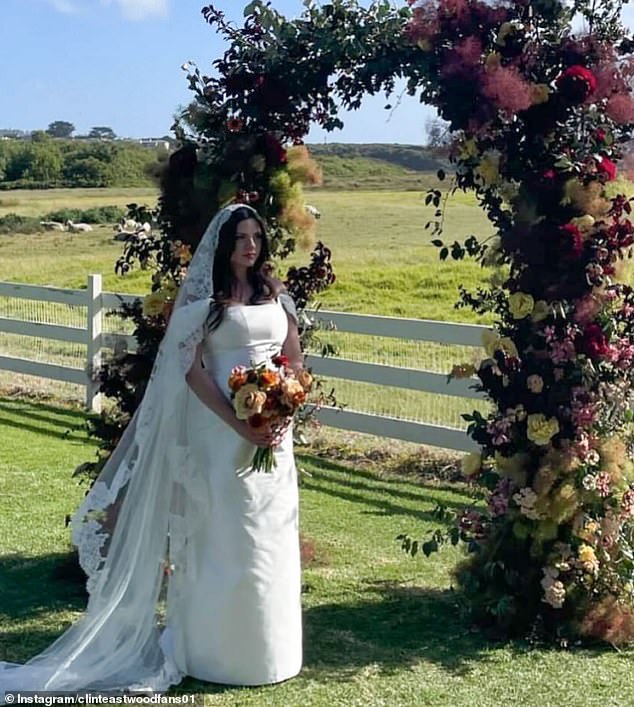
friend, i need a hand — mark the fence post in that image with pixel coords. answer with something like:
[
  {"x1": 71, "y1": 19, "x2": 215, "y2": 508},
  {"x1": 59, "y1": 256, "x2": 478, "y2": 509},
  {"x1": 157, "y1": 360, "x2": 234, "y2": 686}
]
[{"x1": 86, "y1": 274, "x2": 103, "y2": 413}]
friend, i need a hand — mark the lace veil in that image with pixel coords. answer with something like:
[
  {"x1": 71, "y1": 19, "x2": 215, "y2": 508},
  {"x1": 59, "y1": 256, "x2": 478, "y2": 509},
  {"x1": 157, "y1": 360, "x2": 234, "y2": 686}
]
[{"x1": 0, "y1": 203, "x2": 258, "y2": 695}]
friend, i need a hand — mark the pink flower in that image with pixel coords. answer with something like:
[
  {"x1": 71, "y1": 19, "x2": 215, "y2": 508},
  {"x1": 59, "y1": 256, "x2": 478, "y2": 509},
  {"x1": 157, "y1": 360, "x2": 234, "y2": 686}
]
[
  {"x1": 550, "y1": 339, "x2": 576, "y2": 364},
  {"x1": 482, "y1": 64, "x2": 534, "y2": 115},
  {"x1": 606, "y1": 93, "x2": 634, "y2": 124},
  {"x1": 574, "y1": 296, "x2": 601, "y2": 326}
]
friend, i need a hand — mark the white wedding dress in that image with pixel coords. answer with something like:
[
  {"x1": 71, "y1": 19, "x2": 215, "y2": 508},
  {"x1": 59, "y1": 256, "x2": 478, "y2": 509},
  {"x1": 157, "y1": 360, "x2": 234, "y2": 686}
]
[{"x1": 0, "y1": 297, "x2": 302, "y2": 694}]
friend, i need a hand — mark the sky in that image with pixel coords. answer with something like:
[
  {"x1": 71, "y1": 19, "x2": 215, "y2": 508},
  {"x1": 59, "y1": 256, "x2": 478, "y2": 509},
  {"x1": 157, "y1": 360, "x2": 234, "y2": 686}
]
[
  {"x1": 3, "y1": 1, "x2": 634, "y2": 145},
  {"x1": 0, "y1": 0, "x2": 435, "y2": 144}
]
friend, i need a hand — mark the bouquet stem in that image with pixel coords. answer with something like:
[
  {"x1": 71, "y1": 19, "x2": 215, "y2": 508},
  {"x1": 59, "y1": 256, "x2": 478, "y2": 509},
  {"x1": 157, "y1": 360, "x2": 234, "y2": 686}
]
[{"x1": 252, "y1": 445, "x2": 276, "y2": 473}]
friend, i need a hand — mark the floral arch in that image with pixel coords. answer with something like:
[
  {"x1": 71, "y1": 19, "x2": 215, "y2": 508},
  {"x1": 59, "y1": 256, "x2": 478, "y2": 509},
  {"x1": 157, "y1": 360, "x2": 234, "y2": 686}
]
[{"x1": 96, "y1": 0, "x2": 634, "y2": 645}]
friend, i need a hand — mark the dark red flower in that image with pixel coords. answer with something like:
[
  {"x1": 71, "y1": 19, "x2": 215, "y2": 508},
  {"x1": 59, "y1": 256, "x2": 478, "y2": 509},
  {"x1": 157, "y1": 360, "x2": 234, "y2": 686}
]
[
  {"x1": 581, "y1": 323, "x2": 609, "y2": 359},
  {"x1": 560, "y1": 223, "x2": 584, "y2": 258},
  {"x1": 248, "y1": 413, "x2": 265, "y2": 428},
  {"x1": 263, "y1": 133, "x2": 288, "y2": 166},
  {"x1": 542, "y1": 169, "x2": 557, "y2": 180},
  {"x1": 226, "y1": 117, "x2": 244, "y2": 133},
  {"x1": 597, "y1": 156, "x2": 617, "y2": 181},
  {"x1": 272, "y1": 354, "x2": 290, "y2": 368},
  {"x1": 556, "y1": 65, "x2": 597, "y2": 102}
]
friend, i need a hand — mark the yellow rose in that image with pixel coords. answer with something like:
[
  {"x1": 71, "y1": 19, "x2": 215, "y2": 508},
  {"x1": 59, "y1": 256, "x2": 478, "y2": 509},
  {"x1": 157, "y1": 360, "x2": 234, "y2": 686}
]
[
  {"x1": 531, "y1": 300, "x2": 551, "y2": 322},
  {"x1": 495, "y1": 22, "x2": 514, "y2": 45},
  {"x1": 570, "y1": 214, "x2": 596, "y2": 233},
  {"x1": 526, "y1": 414, "x2": 560, "y2": 445},
  {"x1": 234, "y1": 384, "x2": 267, "y2": 420},
  {"x1": 461, "y1": 452, "x2": 482, "y2": 477},
  {"x1": 498, "y1": 337, "x2": 519, "y2": 358},
  {"x1": 508, "y1": 292, "x2": 535, "y2": 320},
  {"x1": 142, "y1": 291, "x2": 166, "y2": 317},
  {"x1": 417, "y1": 38, "x2": 432, "y2": 51},
  {"x1": 482, "y1": 330, "x2": 501, "y2": 357}
]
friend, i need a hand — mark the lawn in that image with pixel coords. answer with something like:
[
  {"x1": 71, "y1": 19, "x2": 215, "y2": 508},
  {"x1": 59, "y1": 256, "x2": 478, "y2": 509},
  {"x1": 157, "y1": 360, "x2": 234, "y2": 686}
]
[{"x1": 1, "y1": 397, "x2": 633, "y2": 706}]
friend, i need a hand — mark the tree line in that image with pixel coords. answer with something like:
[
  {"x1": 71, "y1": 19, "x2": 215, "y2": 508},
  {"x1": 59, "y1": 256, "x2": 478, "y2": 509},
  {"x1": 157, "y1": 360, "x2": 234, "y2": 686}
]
[{"x1": 0, "y1": 132, "x2": 167, "y2": 190}]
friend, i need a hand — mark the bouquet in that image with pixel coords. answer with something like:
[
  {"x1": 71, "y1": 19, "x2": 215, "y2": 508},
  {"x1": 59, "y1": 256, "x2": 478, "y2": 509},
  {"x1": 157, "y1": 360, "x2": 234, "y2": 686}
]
[{"x1": 228, "y1": 353, "x2": 314, "y2": 472}]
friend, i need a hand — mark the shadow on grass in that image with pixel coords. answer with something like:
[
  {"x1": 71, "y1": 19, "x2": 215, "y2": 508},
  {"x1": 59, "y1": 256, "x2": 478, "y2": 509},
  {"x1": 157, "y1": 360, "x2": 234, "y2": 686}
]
[
  {"x1": 303, "y1": 583, "x2": 496, "y2": 679},
  {"x1": 0, "y1": 397, "x2": 90, "y2": 443},
  {"x1": 298, "y1": 456, "x2": 473, "y2": 524},
  {"x1": 0, "y1": 551, "x2": 88, "y2": 661}
]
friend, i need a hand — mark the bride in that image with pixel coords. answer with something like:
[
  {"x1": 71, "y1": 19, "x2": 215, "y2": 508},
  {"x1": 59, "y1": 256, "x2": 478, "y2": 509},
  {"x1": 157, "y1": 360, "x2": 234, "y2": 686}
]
[{"x1": 0, "y1": 203, "x2": 303, "y2": 693}]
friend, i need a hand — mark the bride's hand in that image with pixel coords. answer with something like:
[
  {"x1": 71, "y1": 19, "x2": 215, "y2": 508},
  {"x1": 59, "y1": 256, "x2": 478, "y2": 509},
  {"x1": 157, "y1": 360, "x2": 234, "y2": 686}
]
[{"x1": 237, "y1": 420, "x2": 276, "y2": 448}]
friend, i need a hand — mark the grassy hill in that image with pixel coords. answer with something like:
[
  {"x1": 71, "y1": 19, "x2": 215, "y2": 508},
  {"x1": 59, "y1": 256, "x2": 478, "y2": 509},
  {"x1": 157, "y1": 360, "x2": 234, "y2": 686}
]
[{"x1": 307, "y1": 143, "x2": 448, "y2": 191}]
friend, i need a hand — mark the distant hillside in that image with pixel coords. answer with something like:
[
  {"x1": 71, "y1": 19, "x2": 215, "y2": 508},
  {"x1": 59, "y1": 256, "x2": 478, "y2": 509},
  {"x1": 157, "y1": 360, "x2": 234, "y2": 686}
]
[{"x1": 306, "y1": 143, "x2": 448, "y2": 190}]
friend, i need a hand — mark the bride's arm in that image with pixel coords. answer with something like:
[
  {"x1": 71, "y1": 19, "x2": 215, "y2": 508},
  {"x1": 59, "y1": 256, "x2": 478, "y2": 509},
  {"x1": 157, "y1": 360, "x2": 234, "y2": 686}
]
[
  {"x1": 185, "y1": 342, "x2": 274, "y2": 447},
  {"x1": 282, "y1": 315, "x2": 304, "y2": 371}
]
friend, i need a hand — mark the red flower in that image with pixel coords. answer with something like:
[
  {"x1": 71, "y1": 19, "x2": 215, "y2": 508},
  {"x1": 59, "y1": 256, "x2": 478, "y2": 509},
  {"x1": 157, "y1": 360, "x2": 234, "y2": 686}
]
[
  {"x1": 597, "y1": 156, "x2": 617, "y2": 181},
  {"x1": 594, "y1": 128, "x2": 607, "y2": 143},
  {"x1": 560, "y1": 224, "x2": 584, "y2": 258},
  {"x1": 581, "y1": 323, "x2": 609, "y2": 359},
  {"x1": 272, "y1": 354, "x2": 290, "y2": 368},
  {"x1": 556, "y1": 65, "x2": 597, "y2": 102},
  {"x1": 227, "y1": 117, "x2": 244, "y2": 133}
]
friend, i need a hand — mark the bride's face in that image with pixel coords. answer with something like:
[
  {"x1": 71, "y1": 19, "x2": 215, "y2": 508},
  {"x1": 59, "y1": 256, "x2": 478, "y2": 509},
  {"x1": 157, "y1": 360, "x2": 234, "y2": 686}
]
[{"x1": 230, "y1": 218, "x2": 263, "y2": 272}]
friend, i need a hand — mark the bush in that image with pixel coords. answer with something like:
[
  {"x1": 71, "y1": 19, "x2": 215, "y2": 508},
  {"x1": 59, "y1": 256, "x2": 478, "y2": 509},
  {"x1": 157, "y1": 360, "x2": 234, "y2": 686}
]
[
  {"x1": 0, "y1": 213, "x2": 42, "y2": 234},
  {"x1": 43, "y1": 205, "x2": 126, "y2": 224}
]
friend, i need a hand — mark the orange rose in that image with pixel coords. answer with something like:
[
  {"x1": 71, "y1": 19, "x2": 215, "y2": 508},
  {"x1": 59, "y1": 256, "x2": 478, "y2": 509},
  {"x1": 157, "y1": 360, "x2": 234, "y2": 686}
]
[
  {"x1": 296, "y1": 369, "x2": 313, "y2": 391},
  {"x1": 234, "y1": 384, "x2": 267, "y2": 420},
  {"x1": 260, "y1": 369, "x2": 281, "y2": 390},
  {"x1": 228, "y1": 366, "x2": 249, "y2": 392}
]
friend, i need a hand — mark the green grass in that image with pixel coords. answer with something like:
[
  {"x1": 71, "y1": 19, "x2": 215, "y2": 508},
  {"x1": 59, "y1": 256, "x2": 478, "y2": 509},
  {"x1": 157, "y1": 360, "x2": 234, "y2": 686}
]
[{"x1": 2, "y1": 397, "x2": 634, "y2": 706}]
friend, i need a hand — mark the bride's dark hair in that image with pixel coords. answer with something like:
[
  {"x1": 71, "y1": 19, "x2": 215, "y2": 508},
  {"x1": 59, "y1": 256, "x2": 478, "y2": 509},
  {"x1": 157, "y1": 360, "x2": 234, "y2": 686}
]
[{"x1": 205, "y1": 207, "x2": 282, "y2": 333}]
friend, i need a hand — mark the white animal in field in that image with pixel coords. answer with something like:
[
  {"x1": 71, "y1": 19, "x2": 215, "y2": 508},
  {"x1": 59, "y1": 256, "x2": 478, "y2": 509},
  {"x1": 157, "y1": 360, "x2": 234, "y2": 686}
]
[
  {"x1": 66, "y1": 220, "x2": 93, "y2": 233},
  {"x1": 39, "y1": 220, "x2": 66, "y2": 231},
  {"x1": 113, "y1": 219, "x2": 151, "y2": 241},
  {"x1": 305, "y1": 204, "x2": 321, "y2": 219}
]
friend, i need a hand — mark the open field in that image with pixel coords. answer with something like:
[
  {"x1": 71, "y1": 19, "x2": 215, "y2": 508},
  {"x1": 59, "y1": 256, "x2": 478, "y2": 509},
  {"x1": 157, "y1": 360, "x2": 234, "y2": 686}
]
[
  {"x1": 1, "y1": 397, "x2": 633, "y2": 706},
  {"x1": 0, "y1": 186, "x2": 494, "y2": 426}
]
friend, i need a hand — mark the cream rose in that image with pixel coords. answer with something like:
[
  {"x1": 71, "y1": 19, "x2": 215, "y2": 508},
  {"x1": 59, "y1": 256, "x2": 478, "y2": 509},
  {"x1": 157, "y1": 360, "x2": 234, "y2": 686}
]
[
  {"x1": 526, "y1": 374, "x2": 544, "y2": 394},
  {"x1": 281, "y1": 379, "x2": 306, "y2": 407},
  {"x1": 508, "y1": 292, "x2": 535, "y2": 319},
  {"x1": 461, "y1": 452, "x2": 482, "y2": 478},
  {"x1": 234, "y1": 384, "x2": 267, "y2": 420},
  {"x1": 526, "y1": 414, "x2": 560, "y2": 445}
]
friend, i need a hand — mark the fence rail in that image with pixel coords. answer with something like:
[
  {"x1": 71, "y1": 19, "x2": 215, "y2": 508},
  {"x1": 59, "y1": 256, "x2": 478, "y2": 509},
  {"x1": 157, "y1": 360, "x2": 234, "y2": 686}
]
[{"x1": 0, "y1": 276, "x2": 490, "y2": 452}]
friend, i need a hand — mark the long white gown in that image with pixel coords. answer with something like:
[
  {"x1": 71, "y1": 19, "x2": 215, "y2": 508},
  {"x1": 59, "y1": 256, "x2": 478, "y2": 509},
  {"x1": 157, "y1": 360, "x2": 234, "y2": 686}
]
[
  {"x1": 0, "y1": 297, "x2": 302, "y2": 693},
  {"x1": 166, "y1": 299, "x2": 303, "y2": 685}
]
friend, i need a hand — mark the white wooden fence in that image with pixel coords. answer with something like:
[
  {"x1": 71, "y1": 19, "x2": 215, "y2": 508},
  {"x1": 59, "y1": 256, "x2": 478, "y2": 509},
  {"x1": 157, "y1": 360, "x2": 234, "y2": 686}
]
[{"x1": 0, "y1": 276, "x2": 490, "y2": 452}]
